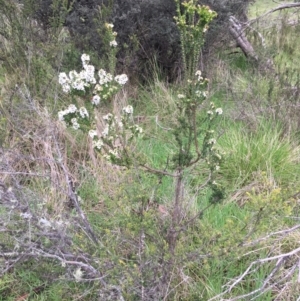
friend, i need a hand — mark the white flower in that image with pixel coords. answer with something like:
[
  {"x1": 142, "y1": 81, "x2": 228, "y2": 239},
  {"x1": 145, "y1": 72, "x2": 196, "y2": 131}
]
[
  {"x1": 92, "y1": 139, "x2": 103, "y2": 150},
  {"x1": 79, "y1": 107, "x2": 89, "y2": 118},
  {"x1": 69, "y1": 70, "x2": 79, "y2": 81},
  {"x1": 73, "y1": 268, "x2": 84, "y2": 282},
  {"x1": 91, "y1": 95, "x2": 101, "y2": 105},
  {"x1": 71, "y1": 118, "x2": 80, "y2": 130},
  {"x1": 195, "y1": 70, "x2": 203, "y2": 81},
  {"x1": 59, "y1": 73, "x2": 71, "y2": 93},
  {"x1": 88, "y1": 130, "x2": 98, "y2": 139},
  {"x1": 108, "y1": 149, "x2": 118, "y2": 157},
  {"x1": 105, "y1": 23, "x2": 114, "y2": 29},
  {"x1": 82, "y1": 64, "x2": 96, "y2": 84},
  {"x1": 98, "y1": 69, "x2": 113, "y2": 85},
  {"x1": 72, "y1": 122, "x2": 80, "y2": 130},
  {"x1": 114, "y1": 74, "x2": 128, "y2": 85},
  {"x1": 110, "y1": 40, "x2": 118, "y2": 47},
  {"x1": 122, "y1": 105, "x2": 133, "y2": 115},
  {"x1": 68, "y1": 104, "x2": 77, "y2": 113},
  {"x1": 177, "y1": 94, "x2": 185, "y2": 99},
  {"x1": 207, "y1": 110, "x2": 213, "y2": 115},
  {"x1": 94, "y1": 84, "x2": 103, "y2": 92},
  {"x1": 81, "y1": 53, "x2": 90, "y2": 65},
  {"x1": 215, "y1": 108, "x2": 223, "y2": 115},
  {"x1": 71, "y1": 78, "x2": 85, "y2": 91},
  {"x1": 20, "y1": 212, "x2": 32, "y2": 219},
  {"x1": 59, "y1": 72, "x2": 69, "y2": 85},
  {"x1": 102, "y1": 125, "x2": 109, "y2": 137},
  {"x1": 133, "y1": 125, "x2": 143, "y2": 134},
  {"x1": 61, "y1": 83, "x2": 71, "y2": 93},
  {"x1": 216, "y1": 165, "x2": 220, "y2": 171},
  {"x1": 207, "y1": 138, "x2": 216, "y2": 145},
  {"x1": 103, "y1": 113, "x2": 113, "y2": 121},
  {"x1": 58, "y1": 111, "x2": 65, "y2": 121},
  {"x1": 38, "y1": 217, "x2": 52, "y2": 228},
  {"x1": 195, "y1": 70, "x2": 202, "y2": 77},
  {"x1": 98, "y1": 69, "x2": 106, "y2": 77}
]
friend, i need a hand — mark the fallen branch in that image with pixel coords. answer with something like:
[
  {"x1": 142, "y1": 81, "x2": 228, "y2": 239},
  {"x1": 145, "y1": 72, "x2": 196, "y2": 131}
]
[
  {"x1": 249, "y1": 3, "x2": 300, "y2": 24},
  {"x1": 209, "y1": 244, "x2": 300, "y2": 301},
  {"x1": 228, "y1": 16, "x2": 275, "y2": 72}
]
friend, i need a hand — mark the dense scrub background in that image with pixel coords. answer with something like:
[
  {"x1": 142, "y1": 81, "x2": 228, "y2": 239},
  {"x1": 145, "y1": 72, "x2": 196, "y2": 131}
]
[{"x1": 26, "y1": 0, "x2": 252, "y2": 80}]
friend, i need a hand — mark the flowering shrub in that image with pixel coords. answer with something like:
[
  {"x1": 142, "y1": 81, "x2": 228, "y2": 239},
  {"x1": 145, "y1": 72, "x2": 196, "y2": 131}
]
[
  {"x1": 174, "y1": 1, "x2": 217, "y2": 80},
  {"x1": 172, "y1": 69, "x2": 224, "y2": 203},
  {"x1": 57, "y1": 54, "x2": 141, "y2": 166},
  {"x1": 57, "y1": 24, "x2": 142, "y2": 166}
]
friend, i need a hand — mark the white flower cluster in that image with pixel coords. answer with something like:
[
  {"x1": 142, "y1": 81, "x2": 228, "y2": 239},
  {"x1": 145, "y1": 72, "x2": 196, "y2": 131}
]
[
  {"x1": 105, "y1": 23, "x2": 114, "y2": 29},
  {"x1": 58, "y1": 104, "x2": 89, "y2": 130},
  {"x1": 73, "y1": 268, "x2": 84, "y2": 282},
  {"x1": 215, "y1": 108, "x2": 223, "y2": 115},
  {"x1": 130, "y1": 124, "x2": 143, "y2": 135},
  {"x1": 195, "y1": 70, "x2": 203, "y2": 82},
  {"x1": 79, "y1": 107, "x2": 89, "y2": 118},
  {"x1": 92, "y1": 139, "x2": 103, "y2": 150},
  {"x1": 110, "y1": 40, "x2": 118, "y2": 47},
  {"x1": 207, "y1": 108, "x2": 223, "y2": 116},
  {"x1": 115, "y1": 74, "x2": 128, "y2": 85},
  {"x1": 92, "y1": 95, "x2": 101, "y2": 105},
  {"x1": 59, "y1": 54, "x2": 96, "y2": 93},
  {"x1": 122, "y1": 105, "x2": 133, "y2": 115},
  {"x1": 195, "y1": 90, "x2": 207, "y2": 98},
  {"x1": 88, "y1": 106, "x2": 143, "y2": 165},
  {"x1": 207, "y1": 138, "x2": 216, "y2": 145},
  {"x1": 98, "y1": 69, "x2": 113, "y2": 85},
  {"x1": 58, "y1": 53, "x2": 129, "y2": 107},
  {"x1": 88, "y1": 130, "x2": 98, "y2": 139},
  {"x1": 71, "y1": 118, "x2": 80, "y2": 130},
  {"x1": 58, "y1": 104, "x2": 78, "y2": 121}
]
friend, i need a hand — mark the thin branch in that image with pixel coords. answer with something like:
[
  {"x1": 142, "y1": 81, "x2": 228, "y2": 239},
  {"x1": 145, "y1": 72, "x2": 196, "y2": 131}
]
[
  {"x1": 242, "y1": 224, "x2": 300, "y2": 247},
  {"x1": 155, "y1": 115, "x2": 173, "y2": 131},
  {"x1": 140, "y1": 164, "x2": 177, "y2": 177},
  {"x1": 0, "y1": 171, "x2": 48, "y2": 177},
  {"x1": 209, "y1": 246, "x2": 300, "y2": 301},
  {"x1": 249, "y1": 3, "x2": 300, "y2": 25}
]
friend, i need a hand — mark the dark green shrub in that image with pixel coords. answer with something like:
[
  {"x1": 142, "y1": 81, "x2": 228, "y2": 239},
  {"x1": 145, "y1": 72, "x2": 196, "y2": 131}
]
[{"x1": 30, "y1": 0, "x2": 254, "y2": 81}]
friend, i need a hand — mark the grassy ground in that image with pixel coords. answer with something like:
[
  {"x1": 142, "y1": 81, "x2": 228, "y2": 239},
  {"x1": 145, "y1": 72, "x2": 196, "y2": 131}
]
[
  {"x1": 249, "y1": 0, "x2": 291, "y2": 18},
  {"x1": 1, "y1": 0, "x2": 300, "y2": 300}
]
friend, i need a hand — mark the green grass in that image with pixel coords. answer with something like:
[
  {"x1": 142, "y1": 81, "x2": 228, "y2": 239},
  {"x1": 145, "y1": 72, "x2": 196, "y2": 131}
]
[
  {"x1": 3, "y1": 0, "x2": 300, "y2": 300},
  {"x1": 249, "y1": 0, "x2": 291, "y2": 18},
  {"x1": 219, "y1": 119, "x2": 300, "y2": 189}
]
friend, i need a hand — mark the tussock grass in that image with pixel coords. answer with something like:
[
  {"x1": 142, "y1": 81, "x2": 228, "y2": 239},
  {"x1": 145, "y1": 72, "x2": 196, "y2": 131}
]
[{"x1": 219, "y1": 119, "x2": 300, "y2": 189}]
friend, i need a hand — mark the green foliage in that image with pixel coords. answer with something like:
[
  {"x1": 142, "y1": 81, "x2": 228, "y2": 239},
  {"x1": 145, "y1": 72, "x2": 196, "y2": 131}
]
[
  {"x1": 219, "y1": 119, "x2": 300, "y2": 189},
  {"x1": 174, "y1": 1, "x2": 217, "y2": 80}
]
